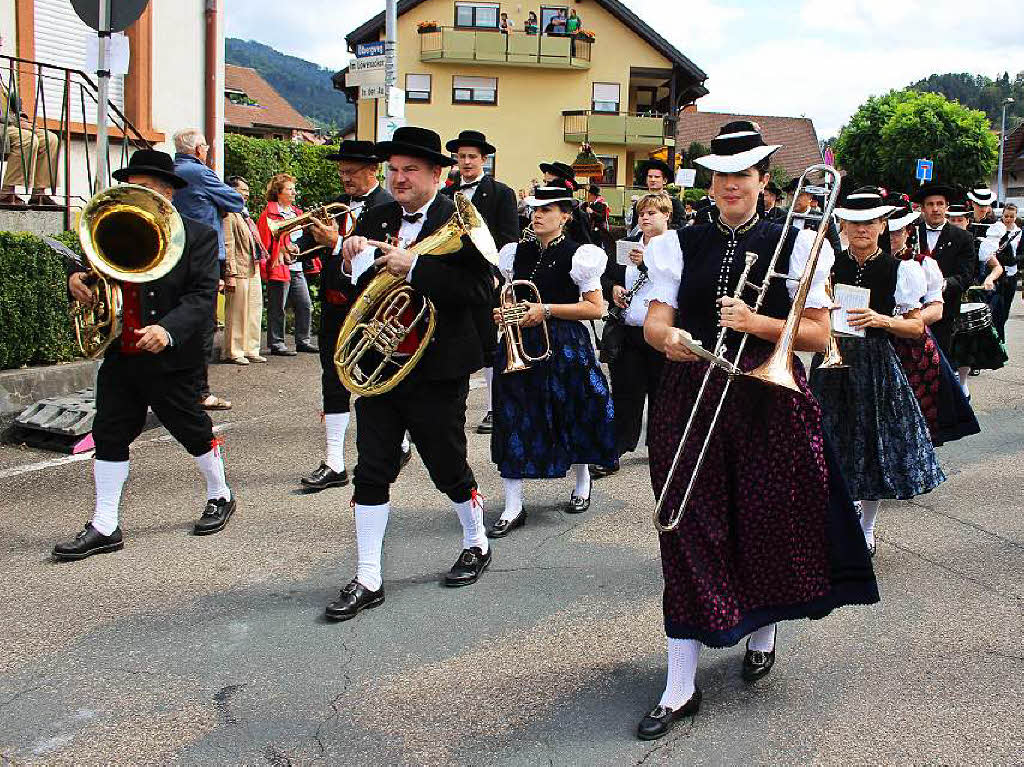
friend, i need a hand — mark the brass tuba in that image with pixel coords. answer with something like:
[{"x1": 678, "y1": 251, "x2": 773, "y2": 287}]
[
  {"x1": 334, "y1": 192, "x2": 498, "y2": 396},
  {"x1": 70, "y1": 184, "x2": 185, "y2": 358},
  {"x1": 497, "y1": 277, "x2": 551, "y2": 373}
]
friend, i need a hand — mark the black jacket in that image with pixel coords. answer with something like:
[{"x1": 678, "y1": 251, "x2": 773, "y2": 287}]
[
  {"x1": 630, "y1": 196, "x2": 687, "y2": 230},
  {"x1": 353, "y1": 195, "x2": 493, "y2": 381},
  {"x1": 916, "y1": 220, "x2": 976, "y2": 338},
  {"x1": 441, "y1": 175, "x2": 519, "y2": 248},
  {"x1": 69, "y1": 217, "x2": 219, "y2": 372},
  {"x1": 299, "y1": 185, "x2": 395, "y2": 312}
]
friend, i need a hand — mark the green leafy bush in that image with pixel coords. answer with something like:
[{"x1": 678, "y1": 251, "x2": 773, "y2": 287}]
[
  {"x1": 0, "y1": 231, "x2": 81, "y2": 369},
  {"x1": 223, "y1": 133, "x2": 340, "y2": 213}
]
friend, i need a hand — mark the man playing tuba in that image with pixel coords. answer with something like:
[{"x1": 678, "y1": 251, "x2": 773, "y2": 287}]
[
  {"x1": 54, "y1": 150, "x2": 237, "y2": 561},
  {"x1": 323, "y1": 127, "x2": 495, "y2": 621}
]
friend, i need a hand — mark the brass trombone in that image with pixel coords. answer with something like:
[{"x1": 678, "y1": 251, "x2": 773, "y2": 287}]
[
  {"x1": 818, "y1": 277, "x2": 848, "y2": 370},
  {"x1": 268, "y1": 202, "x2": 354, "y2": 258},
  {"x1": 497, "y1": 278, "x2": 551, "y2": 373},
  {"x1": 653, "y1": 164, "x2": 841, "y2": 533}
]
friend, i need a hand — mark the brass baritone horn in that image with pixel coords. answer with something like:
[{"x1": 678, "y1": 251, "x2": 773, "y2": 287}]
[
  {"x1": 334, "y1": 193, "x2": 499, "y2": 397},
  {"x1": 70, "y1": 183, "x2": 186, "y2": 358},
  {"x1": 497, "y1": 278, "x2": 551, "y2": 374},
  {"x1": 268, "y1": 202, "x2": 354, "y2": 258},
  {"x1": 652, "y1": 164, "x2": 842, "y2": 534}
]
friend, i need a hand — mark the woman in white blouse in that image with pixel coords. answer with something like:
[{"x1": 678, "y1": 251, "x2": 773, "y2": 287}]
[{"x1": 486, "y1": 185, "x2": 616, "y2": 538}]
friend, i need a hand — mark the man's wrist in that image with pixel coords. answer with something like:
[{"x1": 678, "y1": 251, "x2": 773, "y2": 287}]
[{"x1": 543, "y1": 304, "x2": 552, "y2": 320}]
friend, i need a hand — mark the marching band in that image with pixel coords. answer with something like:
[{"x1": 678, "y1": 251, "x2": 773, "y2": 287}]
[{"x1": 56, "y1": 116, "x2": 1018, "y2": 740}]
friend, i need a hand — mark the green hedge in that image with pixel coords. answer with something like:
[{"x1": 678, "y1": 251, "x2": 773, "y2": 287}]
[
  {"x1": 223, "y1": 133, "x2": 340, "y2": 213},
  {"x1": 0, "y1": 231, "x2": 81, "y2": 369}
]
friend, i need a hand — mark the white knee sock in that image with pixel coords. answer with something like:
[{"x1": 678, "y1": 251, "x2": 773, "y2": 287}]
[
  {"x1": 573, "y1": 463, "x2": 591, "y2": 499},
  {"x1": 500, "y1": 477, "x2": 524, "y2": 522},
  {"x1": 454, "y1": 491, "x2": 488, "y2": 553},
  {"x1": 92, "y1": 459, "x2": 129, "y2": 535},
  {"x1": 747, "y1": 623, "x2": 777, "y2": 652},
  {"x1": 859, "y1": 500, "x2": 880, "y2": 547},
  {"x1": 324, "y1": 412, "x2": 349, "y2": 473},
  {"x1": 401, "y1": 432, "x2": 411, "y2": 453},
  {"x1": 354, "y1": 503, "x2": 390, "y2": 591},
  {"x1": 483, "y1": 367, "x2": 494, "y2": 412},
  {"x1": 195, "y1": 447, "x2": 230, "y2": 501},
  {"x1": 658, "y1": 638, "x2": 701, "y2": 710}
]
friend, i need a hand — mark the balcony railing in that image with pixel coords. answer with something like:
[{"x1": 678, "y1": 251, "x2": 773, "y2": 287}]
[
  {"x1": 563, "y1": 110, "x2": 676, "y2": 147},
  {"x1": 1, "y1": 55, "x2": 152, "y2": 226},
  {"x1": 419, "y1": 27, "x2": 591, "y2": 69}
]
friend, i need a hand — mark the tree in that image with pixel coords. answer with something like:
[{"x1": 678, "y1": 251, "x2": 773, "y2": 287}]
[
  {"x1": 680, "y1": 141, "x2": 713, "y2": 188},
  {"x1": 834, "y1": 90, "x2": 998, "y2": 192}
]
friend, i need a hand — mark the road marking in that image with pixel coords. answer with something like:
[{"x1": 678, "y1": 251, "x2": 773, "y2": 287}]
[{"x1": 0, "y1": 423, "x2": 234, "y2": 480}]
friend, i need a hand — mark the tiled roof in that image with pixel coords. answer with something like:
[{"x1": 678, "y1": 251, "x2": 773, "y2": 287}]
[
  {"x1": 676, "y1": 111, "x2": 824, "y2": 177},
  {"x1": 224, "y1": 65, "x2": 314, "y2": 132},
  {"x1": 1005, "y1": 122, "x2": 1024, "y2": 174}
]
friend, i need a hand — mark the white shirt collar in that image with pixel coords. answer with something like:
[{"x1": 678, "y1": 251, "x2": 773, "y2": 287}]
[
  {"x1": 460, "y1": 172, "x2": 485, "y2": 186},
  {"x1": 402, "y1": 195, "x2": 435, "y2": 221}
]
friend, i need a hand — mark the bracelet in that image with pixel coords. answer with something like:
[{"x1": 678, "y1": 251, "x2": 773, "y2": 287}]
[{"x1": 543, "y1": 304, "x2": 552, "y2": 320}]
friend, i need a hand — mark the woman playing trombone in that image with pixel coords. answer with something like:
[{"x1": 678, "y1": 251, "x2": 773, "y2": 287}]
[
  {"x1": 487, "y1": 183, "x2": 615, "y2": 538},
  {"x1": 637, "y1": 121, "x2": 879, "y2": 740}
]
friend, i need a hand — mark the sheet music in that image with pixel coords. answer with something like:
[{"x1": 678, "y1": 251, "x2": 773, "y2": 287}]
[
  {"x1": 831, "y1": 283, "x2": 871, "y2": 338},
  {"x1": 616, "y1": 239, "x2": 641, "y2": 266}
]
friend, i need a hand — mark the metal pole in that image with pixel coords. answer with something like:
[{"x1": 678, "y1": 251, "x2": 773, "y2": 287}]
[
  {"x1": 997, "y1": 101, "x2": 1008, "y2": 204},
  {"x1": 94, "y1": 0, "x2": 112, "y2": 193},
  {"x1": 385, "y1": 0, "x2": 398, "y2": 117}
]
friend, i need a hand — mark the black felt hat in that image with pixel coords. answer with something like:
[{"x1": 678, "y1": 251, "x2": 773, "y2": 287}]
[
  {"x1": 637, "y1": 158, "x2": 674, "y2": 183},
  {"x1": 911, "y1": 182, "x2": 958, "y2": 204},
  {"x1": 375, "y1": 126, "x2": 456, "y2": 167},
  {"x1": 445, "y1": 129, "x2": 496, "y2": 155},
  {"x1": 695, "y1": 120, "x2": 780, "y2": 173},
  {"x1": 325, "y1": 139, "x2": 380, "y2": 163},
  {"x1": 112, "y1": 149, "x2": 187, "y2": 189}
]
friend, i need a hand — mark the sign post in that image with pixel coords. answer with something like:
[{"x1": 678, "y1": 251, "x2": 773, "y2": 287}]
[{"x1": 915, "y1": 159, "x2": 934, "y2": 186}]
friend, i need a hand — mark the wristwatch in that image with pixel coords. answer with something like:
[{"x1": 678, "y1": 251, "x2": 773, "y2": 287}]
[{"x1": 543, "y1": 304, "x2": 552, "y2": 320}]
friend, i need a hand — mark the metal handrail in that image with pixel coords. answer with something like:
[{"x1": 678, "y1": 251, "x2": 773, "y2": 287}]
[
  {"x1": 418, "y1": 25, "x2": 593, "y2": 63},
  {"x1": 1, "y1": 54, "x2": 152, "y2": 228}
]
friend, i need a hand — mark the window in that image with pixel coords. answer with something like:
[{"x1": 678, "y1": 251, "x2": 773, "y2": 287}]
[
  {"x1": 452, "y1": 75, "x2": 497, "y2": 105},
  {"x1": 596, "y1": 155, "x2": 618, "y2": 186},
  {"x1": 455, "y1": 2, "x2": 500, "y2": 28},
  {"x1": 405, "y1": 73, "x2": 432, "y2": 103},
  {"x1": 540, "y1": 6, "x2": 568, "y2": 33},
  {"x1": 592, "y1": 83, "x2": 621, "y2": 113}
]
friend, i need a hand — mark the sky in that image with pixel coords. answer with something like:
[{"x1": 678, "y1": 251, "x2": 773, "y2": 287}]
[{"x1": 223, "y1": 0, "x2": 1024, "y2": 138}]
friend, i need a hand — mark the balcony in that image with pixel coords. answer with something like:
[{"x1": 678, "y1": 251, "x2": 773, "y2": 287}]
[
  {"x1": 563, "y1": 110, "x2": 675, "y2": 147},
  {"x1": 419, "y1": 27, "x2": 591, "y2": 69}
]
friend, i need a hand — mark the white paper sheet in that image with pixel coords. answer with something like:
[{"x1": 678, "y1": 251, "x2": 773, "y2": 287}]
[
  {"x1": 831, "y1": 283, "x2": 871, "y2": 338},
  {"x1": 616, "y1": 239, "x2": 640, "y2": 266}
]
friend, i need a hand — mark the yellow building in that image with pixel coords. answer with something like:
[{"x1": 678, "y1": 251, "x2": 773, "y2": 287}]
[{"x1": 336, "y1": 0, "x2": 708, "y2": 206}]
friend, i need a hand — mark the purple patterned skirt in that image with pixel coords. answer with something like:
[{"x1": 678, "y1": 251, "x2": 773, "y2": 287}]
[{"x1": 648, "y1": 343, "x2": 879, "y2": 647}]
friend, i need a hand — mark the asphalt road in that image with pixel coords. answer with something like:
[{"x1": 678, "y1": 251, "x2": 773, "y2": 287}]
[{"x1": 1, "y1": 308, "x2": 1022, "y2": 766}]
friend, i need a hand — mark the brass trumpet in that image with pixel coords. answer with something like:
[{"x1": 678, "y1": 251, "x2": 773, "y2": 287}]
[
  {"x1": 70, "y1": 184, "x2": 185, "y2": 358},
  {"x1": 268, "y1": 202, "x2": 354, "y2": 258},
  {"x1": 652, "y1": 164, "x2": 841, "y2": 533},
  {"x1": 497, "y1": 278, "x2": 551, "y2": 373}
]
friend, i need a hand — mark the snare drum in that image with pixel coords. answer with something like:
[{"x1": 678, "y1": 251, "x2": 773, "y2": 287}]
[{"x1": 954, "y1": 302, "x2": 993, "y2": 334}]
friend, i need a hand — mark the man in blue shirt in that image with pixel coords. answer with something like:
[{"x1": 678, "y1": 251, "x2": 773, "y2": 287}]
[{"x1": 171, "y1": 128, "x2": 245, "y2": 411}]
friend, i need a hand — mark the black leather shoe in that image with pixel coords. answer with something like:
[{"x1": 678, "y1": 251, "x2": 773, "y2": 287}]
[
  {"x1": 297, "y1": 342, "x2": 320, "y2": 353},
  {"x1": 270, "y1": 347, "x2": 297, "y2": 357},
  {"x1": 487, "y1": 510, "x2": 526, "y2": 538},
  {"x1": 476, "y1": 411, "x2": 494, "y2": 434},
  {"x1": 324, "y1": 578, "x2": 385, "y2": 621},
  {"x1": 194, "y1": 496, "x2": 236, "y2": 536},
  {"x1": 301, "y1": 462, "x2": 349, "y2": 491},
  {"x1": 565, "y1": 478, "x2": 592, "y2": 514},
  {"x1": 52, "y1": 523, "x2": 124, "y2": 561},
  {"x1": 590, "y1": 462, "x2": 619, "y2": 479},
  {"x1": 742, "y1": 639, "x2": 776, "y2": 682},
  {"x1": 400, "y1": 446, "x2": 412, "y2": 468},
  {"x1": 444, "y1": 546, "x2": 491, "y2": 587},
  {"x1": 636, "y1": 687, "x2": 702, "y2": 741}
]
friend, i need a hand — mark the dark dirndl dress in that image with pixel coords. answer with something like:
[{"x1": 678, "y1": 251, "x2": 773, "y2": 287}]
[
  {"x1": 949, "y1": 305, "x2": 1008, "y2": 372},
  {"x1": 889, "y1": 329, "x2": 980, "y2": 446},
  {"x1": 491, "y1": 237, "x2": 616, "y2": 479},
  {"x1": 648, "y1": 219, "x2": 879, "y2": 647}
]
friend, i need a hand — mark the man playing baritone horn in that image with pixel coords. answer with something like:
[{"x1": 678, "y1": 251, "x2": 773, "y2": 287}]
[
  {"x1": 54, "y1": 150, "x2": 236, "y2": 561},
  {"x1": 323, "y1": 127, "x2": 495, "y2": 622}
]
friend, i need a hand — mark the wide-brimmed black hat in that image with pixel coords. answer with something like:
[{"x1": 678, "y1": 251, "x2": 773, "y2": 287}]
[
  {"x1": 911, "y1": 182, "x2": 957, "y2": 204},
  {"x1": 326, "y1": 139, "x2": 380, "y2": 163},
  {"x1": 112, "y1": 149, "x2": 187, "y2": 189},
  {"x1": 523, "y1": 185, "x2": 576, "y2": 207},
  {"x1": 539, "y1": 161, "x2": 576, "y2": 181},
  {"x1": 375, "y1": 126, "x2": 456, "y2": 167},
  {"x1": 637, "y1": 158, "x2": 673, "y2": 183},
  {"x1": 946, "y1": 202, "x2": 971, "y2": 218},
  {"x1": 887, "y1": 202, "x2": 920, "y2": 231},
  {"x1": 764, "y1": 180, "x2": 782, "y2": 196},
  {"x1": 695, "y1": 120, "x2": 780, "y2": 173},
  {"x1": 966, "y1": 185, "x2": 995, "y2": 206},
  {"x1": 445, "y1": 129, "x2": 496, "y2": 155},
  {"x1": 834, "y1": 186, "x2": 896, "y2": 222}
]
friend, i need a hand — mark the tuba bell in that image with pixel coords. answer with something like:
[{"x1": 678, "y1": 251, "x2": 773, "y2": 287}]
[
  {"x1": 70, "y1": 184, "x2": 185, "y2": 358},
  {"x1": 334, "y1": 192, "x2": 498, "y2": 396}
]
